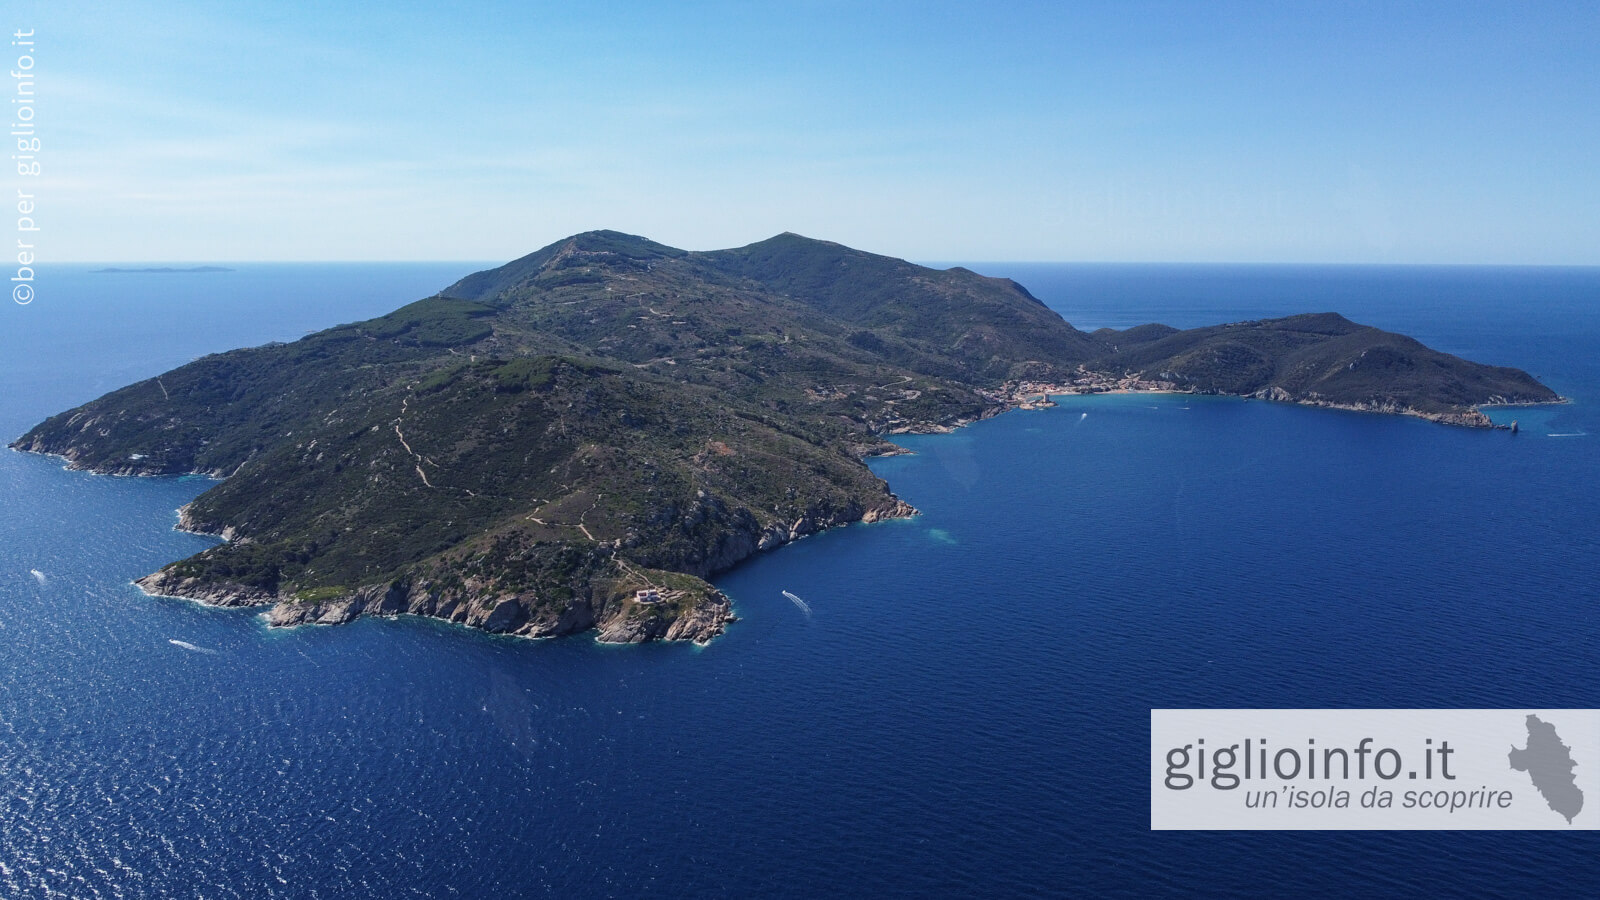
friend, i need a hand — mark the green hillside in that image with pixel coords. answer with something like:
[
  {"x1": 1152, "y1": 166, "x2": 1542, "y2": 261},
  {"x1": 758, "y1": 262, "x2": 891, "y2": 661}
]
[{"x1": 11, "y1": 233, "x2": 1559, "y2": 643}]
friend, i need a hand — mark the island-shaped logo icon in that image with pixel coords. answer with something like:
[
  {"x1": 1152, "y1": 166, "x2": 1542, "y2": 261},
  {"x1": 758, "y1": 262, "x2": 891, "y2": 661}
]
[{"x1": 1508, "y1": 714, "x2": 1584, "y2": 824}]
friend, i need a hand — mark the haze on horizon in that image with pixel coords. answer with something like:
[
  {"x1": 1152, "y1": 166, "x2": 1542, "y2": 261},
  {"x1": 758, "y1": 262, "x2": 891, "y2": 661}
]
[{"x1": 13, "y1": 1, "x2": 1599, "y2": 265}]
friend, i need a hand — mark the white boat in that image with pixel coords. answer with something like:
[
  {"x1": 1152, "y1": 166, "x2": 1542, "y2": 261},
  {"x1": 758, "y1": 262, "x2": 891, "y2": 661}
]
[{"x1": 782, "y1": 590, "x2": 812, "y2": 615}]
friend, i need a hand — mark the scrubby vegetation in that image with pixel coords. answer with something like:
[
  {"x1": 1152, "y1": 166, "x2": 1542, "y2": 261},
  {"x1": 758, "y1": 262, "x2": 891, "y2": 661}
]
[{"x1": 10, "y1": 231, "x2": 1558, "y2": 640}]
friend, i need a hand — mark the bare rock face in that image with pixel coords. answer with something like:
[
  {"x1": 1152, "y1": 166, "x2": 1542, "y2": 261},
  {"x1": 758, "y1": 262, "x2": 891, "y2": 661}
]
[
  {"x1": 237, "y1": 577, "x2": 733, "y2": 645},
  {"x1": 136, "y1": 570, "x2": 277, "y2": 608},
  {"x1": 175, "y1": 505, "x2": 241, "y2": 541},
  {"x1": 595, "y1": 591, "x2": 735, "y2": 644},
  {"x1": 264, "y1": 593, "x2": 367, "y2": 627},
  {"x1": 663, "y1": 592, "x2": 736, "y2": 642},
  {"x1": 862, "y1": 498, "x2": 918, "y2": 523}
]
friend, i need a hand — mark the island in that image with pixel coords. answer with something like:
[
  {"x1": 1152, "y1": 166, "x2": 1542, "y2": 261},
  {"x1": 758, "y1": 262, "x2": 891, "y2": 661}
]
[
  {"x1": 92, "y1": 266, "x2": 236, "y2": 274},
  {"x1": 12, "y1": 232, "x2": 1561, "y2": 644}
]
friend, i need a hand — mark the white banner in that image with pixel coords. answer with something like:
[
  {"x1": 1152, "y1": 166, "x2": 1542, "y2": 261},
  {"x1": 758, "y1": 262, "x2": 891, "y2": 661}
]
[{"x1": 1151, "y1": 709, "x2": 1600, "y2": 830}]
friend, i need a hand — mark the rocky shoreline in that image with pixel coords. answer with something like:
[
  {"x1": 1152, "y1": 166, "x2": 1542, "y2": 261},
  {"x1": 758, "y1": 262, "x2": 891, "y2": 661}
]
[
  {"x1": 26, "y1": 367, "x2": 1551, "y2": 646},
  {"x1": 134, "y1": 490, "x2": 917, "y2": 646},
  {"x1": 5, "y1": 441, "x2": 231, "y2": 479},
  {"x1": 136, "y1": 567, "x2": 738, "y2": 645},
  {"x1": 8, "y1": 429, "x2": 235, "y2": 478},
  {"x1": 984, "y1": 370, "x2": 1564, "y2": 430}
]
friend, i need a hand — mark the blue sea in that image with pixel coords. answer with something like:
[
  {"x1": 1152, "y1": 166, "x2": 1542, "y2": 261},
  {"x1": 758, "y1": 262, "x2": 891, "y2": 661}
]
[{"x1": 2, "y1": 262, "x2": 1597, "y2": 897}]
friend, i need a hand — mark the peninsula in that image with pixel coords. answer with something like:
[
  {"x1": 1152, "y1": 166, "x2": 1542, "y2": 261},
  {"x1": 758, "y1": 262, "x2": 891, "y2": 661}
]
[{"x1": 12, "y1": 232, "x2": 1560, "y2": 643}]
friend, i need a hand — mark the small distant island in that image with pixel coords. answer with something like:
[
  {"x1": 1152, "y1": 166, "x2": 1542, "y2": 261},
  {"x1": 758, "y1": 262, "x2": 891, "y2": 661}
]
[
  {"x1": 93, "y1": 266, "x2": 235, "y2": 274},
  {"x1": 15, "y1": 232, "x2": 1562, "y2": 645}
]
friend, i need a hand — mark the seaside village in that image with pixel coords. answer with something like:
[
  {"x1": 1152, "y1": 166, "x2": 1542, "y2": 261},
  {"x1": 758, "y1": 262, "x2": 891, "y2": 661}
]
[{"x1": 992, "y1": 367, "x2": 1185, "y2": 411}]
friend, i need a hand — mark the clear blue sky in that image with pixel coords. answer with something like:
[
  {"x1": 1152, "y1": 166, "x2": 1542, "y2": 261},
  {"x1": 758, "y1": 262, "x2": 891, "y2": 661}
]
[{"x1": 11, "y1": 0, "x2": 1599, "y2": 263}]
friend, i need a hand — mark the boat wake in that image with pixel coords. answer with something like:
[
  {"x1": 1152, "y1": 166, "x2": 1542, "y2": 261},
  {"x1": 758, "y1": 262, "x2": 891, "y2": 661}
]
[
  {"x1": 29, "y1": 569, "x2": 46, "y2": 585},
  {"x1": 1547, "y1": 432, "x2": 1587, "y2": 437},
  {"x1": 782, "y1": 590, "x2": 812, "y2": 616},
  {"x1": 168, "y1": 639, "x2": 217, "y2": 655}
]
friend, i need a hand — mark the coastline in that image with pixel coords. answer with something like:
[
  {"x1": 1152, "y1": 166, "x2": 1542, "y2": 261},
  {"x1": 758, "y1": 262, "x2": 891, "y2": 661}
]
[
  {"x1": 985, "y1": 373, "x2": 1569, "y2": 431},
  {"x1": 134, "y1": 565, "x2": 740, "y2": 646},
  {"x1": 132, "y1": 491, "x2": 917, "y2": 646},
  {"x1": 6, "y1": 441, "x2": 234, "y2": 479},
  {"x1": 14, "y1": 364, "x2": 1559, "y2": 645}
]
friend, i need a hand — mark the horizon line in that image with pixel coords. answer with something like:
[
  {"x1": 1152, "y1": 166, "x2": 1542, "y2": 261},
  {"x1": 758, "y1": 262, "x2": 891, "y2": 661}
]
[{"x1": 44, "y1": 258, "x2": 1600, "y2": 270}]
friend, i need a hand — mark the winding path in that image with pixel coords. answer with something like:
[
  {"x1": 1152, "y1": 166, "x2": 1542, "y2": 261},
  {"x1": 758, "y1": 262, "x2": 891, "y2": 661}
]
[{"x1": 395, "y1": 393, "x2": 435, "y2": 488}]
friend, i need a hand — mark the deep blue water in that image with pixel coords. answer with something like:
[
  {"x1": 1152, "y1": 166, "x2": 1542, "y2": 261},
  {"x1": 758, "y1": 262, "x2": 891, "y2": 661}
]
[{"x1": 2, "y1": 263, "x2": 1598, "y2": 897}]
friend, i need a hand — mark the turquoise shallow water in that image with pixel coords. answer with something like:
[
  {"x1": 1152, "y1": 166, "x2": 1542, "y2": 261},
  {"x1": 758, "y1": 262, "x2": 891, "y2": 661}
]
[{"x1": 1, "y1": 263, "x2": 1597, "y2": 897}]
